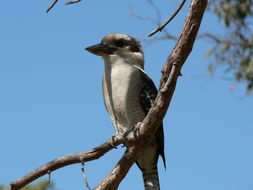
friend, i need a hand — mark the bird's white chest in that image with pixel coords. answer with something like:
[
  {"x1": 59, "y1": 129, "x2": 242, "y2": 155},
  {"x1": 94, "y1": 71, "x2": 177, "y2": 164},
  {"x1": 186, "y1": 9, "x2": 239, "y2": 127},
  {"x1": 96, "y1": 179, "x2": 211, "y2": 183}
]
[
  {"x1": 102, "y1": 58, "x2": 144, "y2": 132},
  {"x1": 109, "y1": 63, "x2": 133, "y2": 100},
  {"x1": 103, "y1": 62, "x2": 135, "y2": 113}
]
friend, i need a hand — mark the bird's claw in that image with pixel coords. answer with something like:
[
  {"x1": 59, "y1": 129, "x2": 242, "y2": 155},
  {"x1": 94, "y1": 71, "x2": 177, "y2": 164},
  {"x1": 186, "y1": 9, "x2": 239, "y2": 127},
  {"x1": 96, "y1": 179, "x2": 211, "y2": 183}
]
[
  {"x1": 109, "y1": 133, "x2": 126, "y2": 148},
  {"x1": 109, "y1": 135, "x2": 119, "y2": 148},
  {"x1": 133, "y1": 122, "x2": 142, "y2": 139}
]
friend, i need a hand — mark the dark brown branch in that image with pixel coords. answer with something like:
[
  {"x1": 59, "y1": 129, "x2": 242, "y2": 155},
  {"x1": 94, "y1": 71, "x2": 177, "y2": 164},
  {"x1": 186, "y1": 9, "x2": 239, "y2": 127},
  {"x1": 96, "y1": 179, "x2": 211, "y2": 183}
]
[
  {"x1": 46, "y1": 0, "x2": 82, "y2": 12},
  {"x1": 65, "y1": 0, "x2": 82, "y2": 5},
  {"x1": 10, "y1": 137, "x2": 124, "y2": 190},
  {"x1": 148, "y1": 0, "x2": 186, "y2": 37},
  {"x1": 46, "y1": 0, "x2": 58, "y2": 13}
]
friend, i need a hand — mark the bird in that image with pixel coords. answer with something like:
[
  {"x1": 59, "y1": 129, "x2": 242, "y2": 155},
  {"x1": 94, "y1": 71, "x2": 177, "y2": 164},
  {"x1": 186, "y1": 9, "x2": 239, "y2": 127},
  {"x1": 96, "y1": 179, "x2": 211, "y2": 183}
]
[{"x1": 85, "y1": 33, "x2": 165, "y2": 190}]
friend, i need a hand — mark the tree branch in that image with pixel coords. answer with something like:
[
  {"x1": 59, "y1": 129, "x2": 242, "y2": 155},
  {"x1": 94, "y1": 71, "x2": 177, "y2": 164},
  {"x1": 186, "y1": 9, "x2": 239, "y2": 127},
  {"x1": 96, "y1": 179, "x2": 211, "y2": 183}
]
[
  {"x1": 46, "y1": 0, "x2": 82, "y2": 13},
  {"x1": 65, "y1": 0, "x2": 82, "y2": 5},
  {"x1": 46, "y1": 0, "x2": 58, "y2": 13},
  {"x1": 10, "y1": 137, "x2": 124, "y2": 190},
  {"x1": 148, "y1": 0, "x2": 187, "y2": 37}
]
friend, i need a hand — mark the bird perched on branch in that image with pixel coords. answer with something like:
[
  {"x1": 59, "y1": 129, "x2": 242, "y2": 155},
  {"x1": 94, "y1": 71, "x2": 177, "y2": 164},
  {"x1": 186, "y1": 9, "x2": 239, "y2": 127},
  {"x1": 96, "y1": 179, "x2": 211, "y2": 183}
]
[{"x1": 85, "y1": 33, "x2": 165, "y2": 190}]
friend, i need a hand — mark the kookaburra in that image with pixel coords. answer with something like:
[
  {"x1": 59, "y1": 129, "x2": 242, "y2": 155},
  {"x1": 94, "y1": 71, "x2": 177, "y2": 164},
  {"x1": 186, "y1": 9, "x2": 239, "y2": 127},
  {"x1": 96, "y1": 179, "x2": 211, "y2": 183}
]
[{"x1": 85, "y1": 33, "x2": 165, "y2": 190}]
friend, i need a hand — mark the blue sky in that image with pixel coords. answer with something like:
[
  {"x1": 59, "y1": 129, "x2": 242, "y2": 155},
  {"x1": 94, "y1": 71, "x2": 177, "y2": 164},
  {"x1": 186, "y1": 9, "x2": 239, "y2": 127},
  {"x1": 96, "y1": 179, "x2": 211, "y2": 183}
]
[{"x1": 1, "y1": 0, "x2": 253, "y2": 190}]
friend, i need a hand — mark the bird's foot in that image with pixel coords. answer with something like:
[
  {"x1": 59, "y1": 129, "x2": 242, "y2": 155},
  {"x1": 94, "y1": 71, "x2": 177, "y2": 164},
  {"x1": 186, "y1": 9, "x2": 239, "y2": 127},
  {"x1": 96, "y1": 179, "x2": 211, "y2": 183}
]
[
  {"x1": 109, "y1": 134, "x2": 124, "y2": 148},
  {"x1": 133, "y1": 122, "x2": 142, "y2": 139}
]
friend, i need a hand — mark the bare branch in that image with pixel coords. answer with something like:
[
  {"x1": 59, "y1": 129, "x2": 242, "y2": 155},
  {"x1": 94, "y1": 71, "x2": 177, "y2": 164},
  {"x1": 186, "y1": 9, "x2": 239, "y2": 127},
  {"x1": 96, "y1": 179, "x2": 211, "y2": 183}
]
[
  {"x1": 46, "y1": 0, "x2": 82, "y2": 13},
  {"x1": 65, "y1": 0, "x2": 82, "y2": 5},
  {"x1": 148, "y1": 0, "x2": 186, "y2": 37},
  {"x1": 10, "y1": 137, "x2": 125, "y2": 190},
  {"x1": 46, "y1": 0, "x2": 58, "y2": 13}
]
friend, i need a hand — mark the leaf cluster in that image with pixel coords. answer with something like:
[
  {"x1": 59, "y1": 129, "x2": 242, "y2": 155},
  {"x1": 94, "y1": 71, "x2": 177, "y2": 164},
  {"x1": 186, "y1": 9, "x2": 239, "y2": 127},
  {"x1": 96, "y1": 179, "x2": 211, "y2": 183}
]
[{"x1": 208, "y1": 0, "x2": 253, "y2": 92}]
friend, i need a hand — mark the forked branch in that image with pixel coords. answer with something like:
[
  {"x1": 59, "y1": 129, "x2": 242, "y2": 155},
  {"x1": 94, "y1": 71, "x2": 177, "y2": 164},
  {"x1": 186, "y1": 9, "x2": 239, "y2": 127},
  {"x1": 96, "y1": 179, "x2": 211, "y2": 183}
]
[{"x1": 10, "y1": 137, "x2": 124, "y2": 190}]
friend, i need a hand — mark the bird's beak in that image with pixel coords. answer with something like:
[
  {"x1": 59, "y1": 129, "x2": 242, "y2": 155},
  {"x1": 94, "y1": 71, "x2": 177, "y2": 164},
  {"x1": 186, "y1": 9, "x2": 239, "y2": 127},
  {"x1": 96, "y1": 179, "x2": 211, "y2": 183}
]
[{"x1": 85, "y1": 43, "x2": 117, "y2": 56}]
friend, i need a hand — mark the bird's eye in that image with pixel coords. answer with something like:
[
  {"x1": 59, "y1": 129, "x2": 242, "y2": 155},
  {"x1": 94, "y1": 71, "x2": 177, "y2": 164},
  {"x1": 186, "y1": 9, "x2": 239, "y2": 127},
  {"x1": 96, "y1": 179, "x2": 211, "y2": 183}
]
[
  {"x1": 128, "y1": 45, "x2": 140, "y2": 52},
  {"x1": 115, "y1": 40, "x2": 125, "y2": 48}
]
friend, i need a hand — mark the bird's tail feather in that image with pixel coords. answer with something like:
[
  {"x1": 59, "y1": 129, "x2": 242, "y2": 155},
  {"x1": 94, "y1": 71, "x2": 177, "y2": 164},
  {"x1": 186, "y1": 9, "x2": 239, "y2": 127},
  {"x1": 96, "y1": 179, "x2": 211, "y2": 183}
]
[{"x1": 142, "y1": 167, "x2": 160, "y2": 190}]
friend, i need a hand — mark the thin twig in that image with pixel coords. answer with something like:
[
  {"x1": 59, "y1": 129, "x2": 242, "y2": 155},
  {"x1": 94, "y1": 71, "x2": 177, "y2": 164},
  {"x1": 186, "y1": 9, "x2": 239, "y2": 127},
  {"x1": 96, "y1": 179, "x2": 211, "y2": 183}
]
[
  {"x1": 46, "y1": 0, "x2": 58, "y2": 13},
  {"x1": 148, "y1": 0, "x2": 186, "y2": 37},
  {"x1": 46, "y1": 0, "x2": 82, "y2": 13},
  {"x1": 10, "y1": 137, "x2": 125, "y2": 190},
  {"x1": 81, "y1": 162, "x2": 92, "y2": 190},
  {"x1": 65, "y1": 0, "x2": 82, "y2": 5},
  {"x1": 47, "y1": 171, "x2": 51, "y2": 184}
]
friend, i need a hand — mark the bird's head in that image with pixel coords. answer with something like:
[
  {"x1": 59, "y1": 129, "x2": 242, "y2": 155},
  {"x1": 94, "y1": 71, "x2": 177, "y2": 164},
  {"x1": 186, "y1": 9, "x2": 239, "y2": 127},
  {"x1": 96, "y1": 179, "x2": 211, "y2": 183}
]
[{"x1": 85, "y1": 33, "x2": 144, "y2": 69}]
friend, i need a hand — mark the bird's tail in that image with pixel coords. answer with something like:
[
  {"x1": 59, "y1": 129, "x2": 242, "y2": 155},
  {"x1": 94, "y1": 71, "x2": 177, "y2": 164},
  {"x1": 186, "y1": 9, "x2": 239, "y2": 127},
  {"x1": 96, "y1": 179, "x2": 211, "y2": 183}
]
[
  {"x1": 136, "y1": 137, "x2": 162, "y2": 190},
  {"x1": 142, "y1": 167, "x2": 160, "y2": 190}
]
